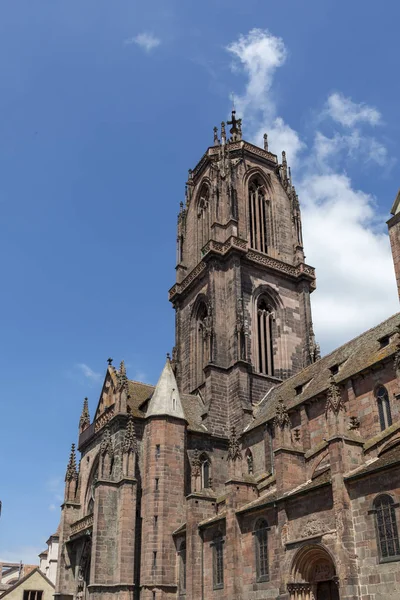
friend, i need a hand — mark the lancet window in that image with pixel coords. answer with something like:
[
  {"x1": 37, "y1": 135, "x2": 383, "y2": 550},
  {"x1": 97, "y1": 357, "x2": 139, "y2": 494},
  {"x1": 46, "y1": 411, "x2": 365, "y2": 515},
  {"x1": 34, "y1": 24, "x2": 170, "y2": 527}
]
[
  {"x1": 374, "y1": 494, "x2": 400, "y2": 560},
  {"x1": 245, "y1": 449, "x2": 254, "y2": 474},
  {"x1": 256, "y1": 296, "x2": 274, "y2": 376},
  {"x1": 197, "y1": 183, "x2": 211, "y2": 254},
  {"x1": 249, "y1": 177, "x2": 268, "y2": 253},
  {"x1": 376, "y1": 385, "x2": 392, "y2": 431},
  {"x1": 254, "y1": 519, "x2": 269, "y2": 581}
]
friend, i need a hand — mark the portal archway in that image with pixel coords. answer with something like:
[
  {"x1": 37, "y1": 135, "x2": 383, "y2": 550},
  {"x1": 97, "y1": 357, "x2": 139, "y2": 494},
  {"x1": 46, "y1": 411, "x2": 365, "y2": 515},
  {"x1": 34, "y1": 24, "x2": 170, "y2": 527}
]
[{"x1": 288, "y1": 544, "x2": 339, "y2": 600}]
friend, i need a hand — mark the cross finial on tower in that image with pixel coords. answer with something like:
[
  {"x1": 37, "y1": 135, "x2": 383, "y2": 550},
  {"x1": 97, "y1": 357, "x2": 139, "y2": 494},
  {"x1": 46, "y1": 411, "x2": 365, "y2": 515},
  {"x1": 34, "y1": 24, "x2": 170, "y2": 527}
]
[
  {"x1": 107, "y1": 357, "x2": 113, "y2": 366},
  {"x1": 227, "y1": 109, "x2": 242, "y2": 141}
]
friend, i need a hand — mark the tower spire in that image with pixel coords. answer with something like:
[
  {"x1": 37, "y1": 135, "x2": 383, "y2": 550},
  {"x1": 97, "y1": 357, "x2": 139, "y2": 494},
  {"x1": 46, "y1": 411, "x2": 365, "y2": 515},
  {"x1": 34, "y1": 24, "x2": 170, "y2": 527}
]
[{"x1": 146, "y1": 357, "x2": 186, "y2": 420}]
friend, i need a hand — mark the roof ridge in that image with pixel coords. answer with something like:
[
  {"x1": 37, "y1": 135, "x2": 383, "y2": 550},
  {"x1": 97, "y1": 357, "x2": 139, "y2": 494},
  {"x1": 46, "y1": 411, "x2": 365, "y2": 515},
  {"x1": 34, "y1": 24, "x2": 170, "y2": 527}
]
[{"x1": 128, "y1": 379, "x2": 154, "y2": 387}]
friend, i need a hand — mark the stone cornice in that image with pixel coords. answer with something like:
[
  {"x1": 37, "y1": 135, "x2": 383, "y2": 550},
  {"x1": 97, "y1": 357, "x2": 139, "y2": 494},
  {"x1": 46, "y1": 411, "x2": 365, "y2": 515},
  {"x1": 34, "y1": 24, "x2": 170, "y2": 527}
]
[
  {"x1": 191, "y1": 140, "x2": 278, "y2": 181},
  {"x1": 169, "y1": 239, "x2": 316, "y2": 302}
]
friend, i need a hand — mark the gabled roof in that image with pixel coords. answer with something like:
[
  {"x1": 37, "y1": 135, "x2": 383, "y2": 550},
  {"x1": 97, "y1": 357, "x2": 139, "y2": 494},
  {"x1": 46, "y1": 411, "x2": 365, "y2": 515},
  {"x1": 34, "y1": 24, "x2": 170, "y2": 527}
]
[
  {"x1": 146, "y1": 359, "x2": 186, "y2": 420},
  {"x1": 247, "y1": 312, "x2": 400, "y2": 432},
  {"x1": 0, "y1": 568, "x2": 54, "y2": 599}
]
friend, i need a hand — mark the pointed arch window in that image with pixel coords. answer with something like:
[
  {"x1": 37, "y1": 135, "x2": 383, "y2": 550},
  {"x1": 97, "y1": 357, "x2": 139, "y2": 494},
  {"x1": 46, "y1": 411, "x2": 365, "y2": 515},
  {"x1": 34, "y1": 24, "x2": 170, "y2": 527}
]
[
  {"x1": 178, "y1": 541, "x2": 186, "y2": 594},
  {"x1": 197, "y1": 184, "x2": 211, "y2": 254},
  {"x1": 376, "y1": 385, "x2": 392, "y2": 431},
  {"x1": 256, "y1": 296, "x2": 274, "y2": 376},
  {"x1": 249, "y1": 177, "x2": 268, "y2": 253},
  {"x1": 373, "y1": 495, "x2": 400, "y2": 561},
  {"x1": 195, "y1": 301, "x2": 212, "y2": 388},
  {"x1": 254, "y1": 519, "x2": 269, "y2": 581},
  {"x1": 200, "y1": 453, "x2": 211, "y2": 488}
]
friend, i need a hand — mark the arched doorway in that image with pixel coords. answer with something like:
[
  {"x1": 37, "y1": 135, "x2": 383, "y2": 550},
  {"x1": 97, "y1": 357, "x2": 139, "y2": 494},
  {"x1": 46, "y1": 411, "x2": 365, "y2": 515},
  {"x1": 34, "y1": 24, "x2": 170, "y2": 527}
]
[{"x1": 288, "y1": 544, "x2": 339, "y2": 600}]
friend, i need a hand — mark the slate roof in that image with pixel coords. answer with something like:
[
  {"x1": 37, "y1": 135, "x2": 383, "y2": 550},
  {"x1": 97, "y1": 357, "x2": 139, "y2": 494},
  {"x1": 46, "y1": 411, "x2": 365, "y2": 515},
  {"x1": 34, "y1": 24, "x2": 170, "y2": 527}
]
[
  {"x1": 247, "y1": 312, "x2": 400, "y2": 432},
  {"x1": 127, "y1": 380, "x2": 207, "y2": 432},
  {"x1": 345, "y1": 440, "x2": 400, "y2": 481}
]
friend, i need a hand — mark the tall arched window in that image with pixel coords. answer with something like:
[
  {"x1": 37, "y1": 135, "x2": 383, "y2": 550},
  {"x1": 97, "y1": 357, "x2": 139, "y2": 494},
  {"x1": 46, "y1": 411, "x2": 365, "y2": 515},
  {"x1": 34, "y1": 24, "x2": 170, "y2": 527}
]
[
  {"x1": 249, "y1": 177, "x2": 268, "y2": 253},
  {"x1": 374, "y1": 495, "x2": 400, "y2": 560},
  {"x1": 212, "y1": 533, "x2": 224, "y2": 589},
  {"x1": 256, "y1": 296, "x2": 274, "y2": 376},
  {"x1": 376, "y1": 385, "x2": 392, "y2": 431},
  {"x1": 178, "y1": 541, "x2": 186, "y2": 594},
  {"x1": 195, "y1": 301, "x2": 212, "y2": 387},
  {"x1": 200, "y1": 453, "x2": 211, "y2": 488},
  {"x1": 197, "y1": 184, "x2": 211, "y2": 254},
  {"x1": 254, "y1": 519, "x2": 269, "y2": 581}
]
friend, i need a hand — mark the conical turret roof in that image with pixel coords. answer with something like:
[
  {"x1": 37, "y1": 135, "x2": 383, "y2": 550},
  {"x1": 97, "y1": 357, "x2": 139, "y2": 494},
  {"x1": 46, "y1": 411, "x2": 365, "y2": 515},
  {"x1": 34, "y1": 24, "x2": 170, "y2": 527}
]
[{"x1": 146, "y1": 358, "x2": 186, "y2": 421}]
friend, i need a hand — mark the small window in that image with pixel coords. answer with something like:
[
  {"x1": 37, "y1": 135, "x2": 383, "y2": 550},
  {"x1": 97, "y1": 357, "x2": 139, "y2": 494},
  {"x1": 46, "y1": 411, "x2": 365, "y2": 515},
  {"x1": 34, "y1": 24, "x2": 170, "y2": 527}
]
[
  {"x1": 254, "y1": 519, "x2": 269, "y2": 581},
  {"x1": 155, "y1": 478, "x2": 159, "y2": 492},
  {"x1": 376, "y1": 385, "x2": 392, "y2": 431},
  {"x1": 155, "y1": 445, "x2": 160, "y2": 459},
  {"x1": 154, "y1": 515, "x2": 158, "y2": 527},
  {"x1": 374, "y1": 495, "x2": 400, "y2": 561},
  {"x1": 153, "y1": 551, "x2": 157, "y2": 568},
  {"x1": 329, "y1": 364, "x2": 339, "y2": 375},
  {"x1": 212, "y1": 534, "x2": 224, "y2": 589},
  {"x1": 23, "y1": 592, "x2": 43, "y2": 600},
  {"x1": 379, "y1": 335, "x2": 390, "y2": 348},
  {"x1": 152, "y1": 591, "x2": 156, "y2": 600},
  {"x1": 295, "y1": 384, "x2": 303, "y2": 395}
]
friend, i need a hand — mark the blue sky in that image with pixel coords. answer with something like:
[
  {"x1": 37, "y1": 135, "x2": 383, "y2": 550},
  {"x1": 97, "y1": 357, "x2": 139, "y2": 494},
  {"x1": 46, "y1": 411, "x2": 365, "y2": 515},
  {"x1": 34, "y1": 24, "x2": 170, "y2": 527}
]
[{"x1": 0, "y1": 0, "x2": 399, "y2": 563}]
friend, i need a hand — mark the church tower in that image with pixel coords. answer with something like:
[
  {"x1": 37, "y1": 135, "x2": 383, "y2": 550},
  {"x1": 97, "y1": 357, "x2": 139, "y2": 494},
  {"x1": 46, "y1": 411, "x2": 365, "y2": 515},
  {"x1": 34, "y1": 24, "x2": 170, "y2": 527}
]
[{"x1": 169, "y1": 113, "x2": 318, "y2": 435}]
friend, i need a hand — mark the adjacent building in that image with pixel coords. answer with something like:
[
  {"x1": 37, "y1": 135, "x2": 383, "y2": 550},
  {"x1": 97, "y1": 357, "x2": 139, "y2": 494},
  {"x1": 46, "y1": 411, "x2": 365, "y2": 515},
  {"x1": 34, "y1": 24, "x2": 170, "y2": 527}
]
[{"x1": 55, "y1": 113, "x2": 400, "y2": 600}]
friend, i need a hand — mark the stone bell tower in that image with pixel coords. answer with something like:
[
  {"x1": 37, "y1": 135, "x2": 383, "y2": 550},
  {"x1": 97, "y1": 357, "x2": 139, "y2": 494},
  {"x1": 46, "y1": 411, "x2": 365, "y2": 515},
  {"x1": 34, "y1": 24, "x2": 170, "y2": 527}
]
[{"x1": 169, "y1": 112, "x2": 318, "y2": 435}]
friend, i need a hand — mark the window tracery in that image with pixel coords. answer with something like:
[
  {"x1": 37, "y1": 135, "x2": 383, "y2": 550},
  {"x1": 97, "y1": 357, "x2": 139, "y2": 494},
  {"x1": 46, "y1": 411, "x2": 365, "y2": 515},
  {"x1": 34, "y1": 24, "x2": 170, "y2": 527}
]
[
  {"x1": 254, "y1": 519, "x2": 269, "y2": 581},
  {"x1": 212, "y1": 533, "x2": 224, "y2": 589},
  {"x1": 194, "y1": 300, "x2": 212, "y2": 387},
  {"x1": 374, "y1": 494, "x2": 400, "y2": 560},
  {"x1": 376, "y1": 385, "x2": 392, "y2": 431},
  {"x1": 200, "y1": 453, "x2": 211, "y2": 488}
]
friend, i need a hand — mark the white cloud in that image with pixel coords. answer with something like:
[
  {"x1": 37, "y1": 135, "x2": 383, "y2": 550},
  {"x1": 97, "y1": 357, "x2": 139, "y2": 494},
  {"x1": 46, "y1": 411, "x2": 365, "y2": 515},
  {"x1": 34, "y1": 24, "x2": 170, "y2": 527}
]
[
  {"x1": 76, "y1": 363, "x2": 102, "y2": 383},
  {"x1": 125, "y1": 32, "x2": 161, "y2": 53},
  {"x1": 226, "y1": 29, "x2": 398, "y2": 353},
  {"x1": 325, "y1": 92, "x2": 382, "y2": 128},
  {"x1": 49, "y1": 504, "x2": 56, "y2": 512},
  {"x1": 226, "y1": 29, "x2": 303, "y2": 165}
]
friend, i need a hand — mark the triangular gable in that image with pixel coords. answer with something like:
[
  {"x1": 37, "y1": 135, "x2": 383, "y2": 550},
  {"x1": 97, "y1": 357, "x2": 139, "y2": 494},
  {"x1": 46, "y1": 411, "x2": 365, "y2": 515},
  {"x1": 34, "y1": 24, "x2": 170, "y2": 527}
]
[
  {"x1": 1, "y1": 568, "x2": 54, "y2": 599},
  {"x1": 93, "y1": 365, "x2": 119, "y2": 423},
  {"x1": 391, "y1": 189, "x2": 400, "y2": 215}
]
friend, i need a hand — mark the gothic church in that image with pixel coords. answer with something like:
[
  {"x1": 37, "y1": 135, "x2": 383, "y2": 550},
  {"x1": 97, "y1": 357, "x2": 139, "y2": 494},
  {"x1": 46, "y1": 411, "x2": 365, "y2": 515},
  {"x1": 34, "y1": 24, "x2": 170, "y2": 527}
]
[{"x1": 55, "y1": 113, "x2": 400, "y2": 600}]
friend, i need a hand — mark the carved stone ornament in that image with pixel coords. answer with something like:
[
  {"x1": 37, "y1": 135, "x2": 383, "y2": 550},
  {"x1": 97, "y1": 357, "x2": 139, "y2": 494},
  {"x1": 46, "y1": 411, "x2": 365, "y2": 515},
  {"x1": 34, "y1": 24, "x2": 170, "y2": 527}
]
[
  {"x1": 227, "y1": 426, "x2": 242, "y2": 462},
  {"x1": 302, "y1": 518, "x2": 326, "y2": 538},
  {"x1": 100, "y1": 424, "x2": 114, "y2": 457},
  {"x1": 65, "y1": 443, "x2": 78, "y2": 482},
  {"x1": 123, "y1": 413, "x2": 137, "y2": 454},
  {"x1": 79, "y1": 398, "x2": 90, "y2": 430},
  {"x1": 191, "y1": 449, "x2": 201, "y2": 478},
  {"x1": 325, "y1": 375, "x2": 345, "y2": 415},
  {"x1": 274, "y1": 399, "x2": 291, "y2": 429},
  {"x1": 348, "y1": 416, "x2": 360, "y2": 430},
  {"x1": 118, "y1": 360, "x2": 130, "y2": 397}
]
